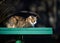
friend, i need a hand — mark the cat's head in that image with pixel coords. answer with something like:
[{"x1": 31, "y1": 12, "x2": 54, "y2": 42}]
[{"x1": 26, "y1": 16, "x2": 37, "y2": 26}]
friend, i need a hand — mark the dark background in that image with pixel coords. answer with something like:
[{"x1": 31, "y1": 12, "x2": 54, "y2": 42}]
[{"x1": 0, "y1": 35, "x2": 58, "y2": 43}]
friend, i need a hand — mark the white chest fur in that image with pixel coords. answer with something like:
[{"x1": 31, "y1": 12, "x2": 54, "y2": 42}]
[{"x1": 29, "y1": 20, "x2": 37, "y2": 27}]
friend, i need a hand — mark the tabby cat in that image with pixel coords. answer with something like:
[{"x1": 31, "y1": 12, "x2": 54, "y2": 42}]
[{"x1": 5, "y1": 15, "x2": 37, "y2": 28}]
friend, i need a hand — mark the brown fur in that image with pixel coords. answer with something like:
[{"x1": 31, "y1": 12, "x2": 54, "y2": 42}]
[{"x1": 5, "y1": 15, "x2": 37, "y2": 28}]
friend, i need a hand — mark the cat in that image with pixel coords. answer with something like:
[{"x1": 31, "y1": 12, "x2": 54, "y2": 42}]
[{"x1": 5, "y1": 15, "x2": 37, "y2": 28}]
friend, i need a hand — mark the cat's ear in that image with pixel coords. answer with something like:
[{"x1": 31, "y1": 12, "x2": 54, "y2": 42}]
[{"x1": 28, "y1": 16, "x2": 32, "y2": 18}]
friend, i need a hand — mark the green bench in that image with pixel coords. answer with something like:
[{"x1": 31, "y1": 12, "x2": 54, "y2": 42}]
[{"x1": 0, "y1": 27, "x2": 53, "y2": 35}]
